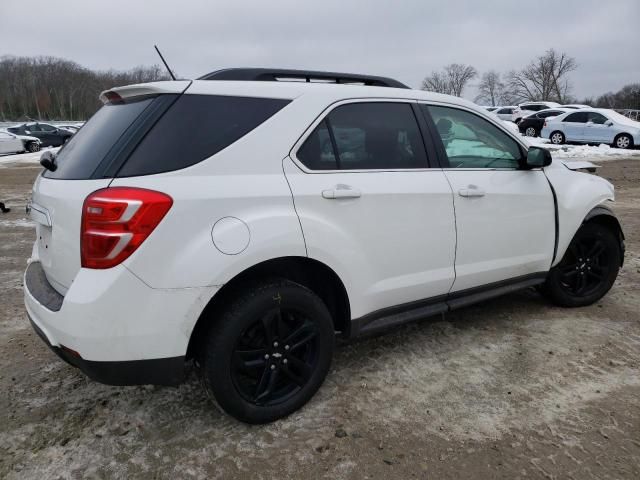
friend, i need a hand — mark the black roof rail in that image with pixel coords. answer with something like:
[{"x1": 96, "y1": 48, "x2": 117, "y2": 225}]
[{"x1": 197, "y1": 68, "x2": 410, "y2": 89}]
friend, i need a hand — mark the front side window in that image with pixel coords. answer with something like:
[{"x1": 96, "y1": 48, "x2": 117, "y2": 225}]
[
  {"x1": 297, "y1": 102, "x2": 428, "y2": 170},
  {"x1": 564, "y1": 112, "x2": 588, "y2": 123},
  {"x1": 40, "y1": 124, "x2": 56, "y2": 132},
  {"x1": 425, "y1": 105, "x2": 522, "y2": 169}
]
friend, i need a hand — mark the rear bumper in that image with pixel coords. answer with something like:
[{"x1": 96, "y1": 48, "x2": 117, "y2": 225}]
[
  {"x1": 24, "y1": 261, "x2": 217, "y2": 385},
  {"x1": 28, "y1": 315, "x2": 185, "y2": 386}
]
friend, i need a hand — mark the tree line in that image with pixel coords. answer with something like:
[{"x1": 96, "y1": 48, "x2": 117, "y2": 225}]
[
  {"x1": 0, "y1": 56, "x2": 169, "y2": 121},
  {"x1": 422, "y1": 48, "x2": 640, "y2": 109}
]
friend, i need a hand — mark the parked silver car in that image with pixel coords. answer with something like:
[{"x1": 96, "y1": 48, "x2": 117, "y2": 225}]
[{"x1": 541, "y1": 109, "x2": 640, "y2": 149}]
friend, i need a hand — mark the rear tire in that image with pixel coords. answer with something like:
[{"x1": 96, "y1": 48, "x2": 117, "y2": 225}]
[
  {"x1": 524, "y1": 126, "x2": 538, "y2": 137},
  {"x1": 550, "y1": 131, "x2": 565, "y2": 145},
  {"x1": 199, "y1": 278, "x2": 335, "y2": 424},
  {"x1": 613, "y1": 134, "x2": 633, "y2": 149},
  {"x1": 27, "y1": 142, "x2": 40, "y2": 153},
  {"x1": 540, "y1": 223, "x2": 620, "y2": 307}
]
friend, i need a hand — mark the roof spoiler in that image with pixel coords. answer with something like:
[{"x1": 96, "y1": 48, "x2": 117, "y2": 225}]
[
  {"x1": 99, "y1": 80, "x2": 192, "y2": 104},
  {"x1": 198, "y1": 68, "x2": 410, "y2": 89}
]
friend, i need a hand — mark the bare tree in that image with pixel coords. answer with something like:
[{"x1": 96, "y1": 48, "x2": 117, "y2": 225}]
[
  {"x1": 421, "y1": 71, "x2": 451, "y2": 95},
  {"x1": 475, "y1": 70, "x2": 505, "y2": 106},
  {"x1": 506, "y1": 49, "x2": 577, "y2": 103},
  {"x1": 421, "y1": 63, "x2": 477, "y2": 97},
  {"x1": 0, "y1": 55, "x2": 170, "y2": 121}
]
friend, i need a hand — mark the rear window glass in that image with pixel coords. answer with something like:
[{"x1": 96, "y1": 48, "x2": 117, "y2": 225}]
[
  {"x1": 44, "y1": 97, "x2": 154, "y2": 179},
  {"x1": 116, "y1": 95, "x2": 290, "y2": 177}
]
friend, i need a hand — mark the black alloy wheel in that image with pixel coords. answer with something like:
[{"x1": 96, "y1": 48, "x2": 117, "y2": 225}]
[
  {"x1": 200, "y1": 278, "x2": 334, "y2": 423},
  {"x1": 541, "y1": 223, "x2": 621, "y2": 307},
  {"x1": 231, "y1": 306, "x2": 320, "y2": 406}
]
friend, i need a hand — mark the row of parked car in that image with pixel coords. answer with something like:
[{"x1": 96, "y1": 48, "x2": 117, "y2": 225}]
[
  {"x1": 0, "y1": 122, "x2": 80, "y2": 155},
  {"x1": 485, "y1": 102, "x2": 640, "y2": 149}
]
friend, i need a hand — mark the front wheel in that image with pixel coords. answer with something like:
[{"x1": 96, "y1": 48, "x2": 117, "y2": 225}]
[
  {"x1": 27, "y1": 142, "x2": 40, "y2": 153},
  {"x1": 614, "y1": 134, "x2": 633, "y2": 149},
  {"x1": 540, "y1": 223, "x2": 621, "y2": 307},
  {"x1": 199, "y1": 279, "x2": 335, "y2": 423},
  {"x1": 550, "y1": 131, "x2": 565, "y2": 145}
]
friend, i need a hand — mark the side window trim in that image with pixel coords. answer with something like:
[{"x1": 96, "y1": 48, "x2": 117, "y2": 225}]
[
  {"x1": 291, "y1": 99, "x2": 434, "y2": 173},
  {"x1": 418, "y1": 102, "x2": 528, "y2": 170},
  {"x1": 415, "y1": 102, "x2": 450, "y2": 168},
  {"x1": 323, "y1": 117, "x2": 342, "y2": 170}
]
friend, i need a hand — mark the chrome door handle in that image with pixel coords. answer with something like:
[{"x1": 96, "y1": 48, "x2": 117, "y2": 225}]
[
  {"x1": 458, "y1": 186, "x2": 485, "y2": 198},
  {"x1": 322, "y1": 185, "x2": 362, "y2": 199}
]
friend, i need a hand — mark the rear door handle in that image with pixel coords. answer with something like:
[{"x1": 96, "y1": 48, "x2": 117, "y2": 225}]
[
  {"x1": 458, "y1": 185, "x2": 485, "y2": 198},
  {"x1": 322, "y1": 185, "x2": 362, "y2": 199}
]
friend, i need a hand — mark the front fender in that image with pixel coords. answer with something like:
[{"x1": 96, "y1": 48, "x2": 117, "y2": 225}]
[{"x1": 545, "y1": 162, "x2": 616, "y2": 267}]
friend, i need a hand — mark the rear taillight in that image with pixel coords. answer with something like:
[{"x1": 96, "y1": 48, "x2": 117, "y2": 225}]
[
  {"x1": 81, "y1": 187, "x2": 173, "y2": 269},
  {"x1": 544, "y1": 121, "x2": 547, "y2": 127}
]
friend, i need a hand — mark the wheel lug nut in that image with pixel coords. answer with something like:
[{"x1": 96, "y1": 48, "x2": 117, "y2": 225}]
[
  {"x1": 270, "y1": 364, "x2": 276, "y2": 370},
  {"x1": 284, "y1": 345, "x2": 290, "y2": 350},
  {"x1": 283, "y1": 359, "x2": 288, "y2": 364},
  {"x1": 273, "y1": 341, "x2": 279, "y2": 348},
  {"x1": 264, "y1": 354, "x2": 269, "y2": 359}
]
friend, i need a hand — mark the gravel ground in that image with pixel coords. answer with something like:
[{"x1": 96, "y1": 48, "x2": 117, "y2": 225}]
[{"x1": 1, "y1": 158, "x2": 639, "y2": 479}]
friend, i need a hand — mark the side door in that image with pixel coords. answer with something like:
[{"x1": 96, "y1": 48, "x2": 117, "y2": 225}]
[
  {"x1": 38, "y1": 123, "x2": 60, "y2": 146},
  {"x1": 0, "y1": 132, "x2": 23, "y2": 154},
  {"x1": 560, "y1": 111, "x2": 588, "y2": 141},
  {"x1": 283, "y1": 100, "x2": 457, "y2": 319},
  {"x1": 583, "y1": 112, "x2": 612, "y2": 143},
  {"x1": 421, "y1": 104, "x2": 555, "y2": 293}
]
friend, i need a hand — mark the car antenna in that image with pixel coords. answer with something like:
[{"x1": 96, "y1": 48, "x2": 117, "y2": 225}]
[{"x1": 154, "y1": 45, "x2": 177, "y2": 81}]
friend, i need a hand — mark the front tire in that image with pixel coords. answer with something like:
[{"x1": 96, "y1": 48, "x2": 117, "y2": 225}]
[
  {"x1": 614, "y1": 134, "x2": 633, "y2": 149},
  {"x1": 27, "y1": 142, "x2": 40, "y2": 153},
  {"x1": 199, "y1": 278, "x2": 335, "y2": 424},
  {"x1": 541, "y1": 223, "x2": 621, "y2": 307},
  {"x1": 550, "y1": 131, "x2": 565, "y2": 145}
]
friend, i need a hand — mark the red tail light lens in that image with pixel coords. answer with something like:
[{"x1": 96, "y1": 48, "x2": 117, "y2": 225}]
[{"x1": 81, "y1": 187, "x2": 173, "y2": 269}]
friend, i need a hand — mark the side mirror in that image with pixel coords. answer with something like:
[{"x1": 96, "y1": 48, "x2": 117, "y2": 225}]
[
  {"x1": 605, "y1": 120, "x2": 613, "y2": 126},
  {"x1": 524, "y1": 146, "x2": 552, "y2": 169},
  {"x1": 40, "y1": 150, "x2": 57, "y2": 172}
]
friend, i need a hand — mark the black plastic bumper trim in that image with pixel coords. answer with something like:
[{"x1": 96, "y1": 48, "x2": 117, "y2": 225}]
[
  {"x1": 25, "y1": 261, "x2": 63, "y2": 312},
  {"x1": 28, "y1": 316, "x2": 185, "y2": 386}
]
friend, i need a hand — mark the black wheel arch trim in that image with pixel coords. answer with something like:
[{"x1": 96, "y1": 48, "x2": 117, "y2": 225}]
[{"x1": 582, "y1": 204, "x2": 625, "y2": 265}]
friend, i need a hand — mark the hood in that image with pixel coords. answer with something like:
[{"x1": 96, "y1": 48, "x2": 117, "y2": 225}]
[{"x1": 16, "y1": 134, "x2": 41, "y2": 142}]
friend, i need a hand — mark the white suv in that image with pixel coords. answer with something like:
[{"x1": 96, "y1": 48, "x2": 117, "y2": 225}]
[
  {"x1": 24, "y1": 69, "x2": 624, "y2": 423},
  {"x1": 513, "y1": 101, "x2": 562, "y2": 124}
]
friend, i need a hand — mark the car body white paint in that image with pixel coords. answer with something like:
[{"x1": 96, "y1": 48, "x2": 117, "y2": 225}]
[
  {"x1": 541, "y1": 108, "x2": 640, "y2": 146},
  {"x1": 24, "y1": 78, "x2": 619, "y2": 365}
]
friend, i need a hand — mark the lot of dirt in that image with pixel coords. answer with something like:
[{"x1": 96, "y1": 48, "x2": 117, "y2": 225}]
[{"x1": 1, "y1": 158, "x2": 639, "y2": 479}]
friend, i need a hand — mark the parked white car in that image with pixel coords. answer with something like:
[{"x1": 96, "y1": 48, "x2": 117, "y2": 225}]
[
  {"x1": 541, "y1": 108, "x2": 640, "y2": 149},
  {"x1": 24, "y1": 69, "x2": 624, "y2": 424},
  {"x1": 513, "y1": 102, "x2": 561, "y2": 123},
  {"x1": 492, "y1": 106, "x2": 517, "y2": 121},
  {"x1": 560, "y1": 104, "x2": 591, "y2": 109},
  {"x1": 0, "y1": 131, "x2": 41, "y2": 154}
]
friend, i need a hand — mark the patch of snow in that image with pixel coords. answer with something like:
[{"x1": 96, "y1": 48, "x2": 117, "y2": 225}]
[
  {"x1": 525, "y1": 136, "x2": 638, "y2": 159},
  {"x1": 0, "y1": 218, "x2": 35, "y2": 228},
  {"x1": 0, "y1": 147, "x2": 59, "y2": 166}
]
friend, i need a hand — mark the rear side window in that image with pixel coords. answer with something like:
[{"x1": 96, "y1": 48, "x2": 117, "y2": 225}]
[
  {"x1": 564, "y1": 112, "x2": 588, "y2": 123},
  {"x1": 117, "y1": 95, "x2": 290, "y2": 177},
  {"x1": 538, "y1": 110, "x2": 561, "y2": 118},
  {"x1": 44, "y1": 97, "x2": 155, "y2": 179},
  {"x1": 297, "y1": 102, "x2": 428, "y2": 170}
]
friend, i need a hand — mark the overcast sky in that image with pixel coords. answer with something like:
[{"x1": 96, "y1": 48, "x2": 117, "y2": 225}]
[{"x1": 1, "y1": 0, "x2": 638, "y2": 100}]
